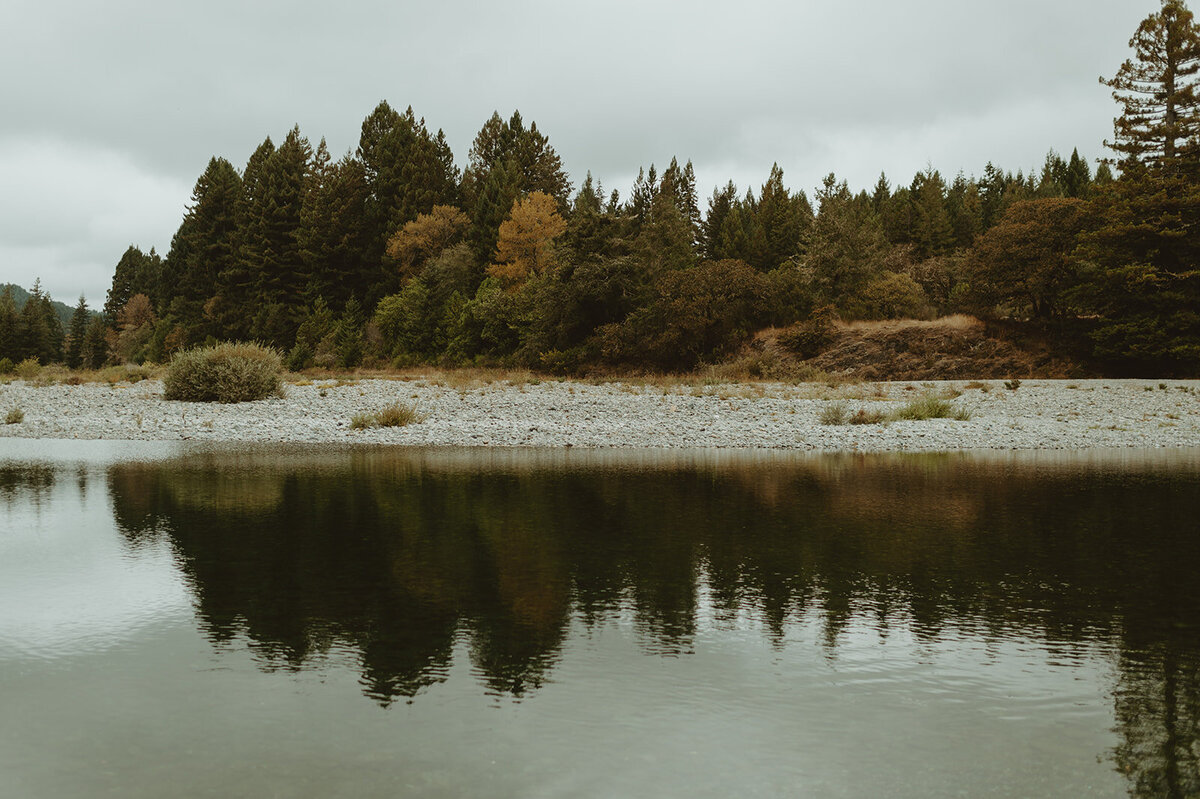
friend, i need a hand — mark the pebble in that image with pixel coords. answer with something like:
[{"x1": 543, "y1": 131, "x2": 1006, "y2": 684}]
[{"x1": 0, "y1": 377, "x2": 1198, "y2": 451}]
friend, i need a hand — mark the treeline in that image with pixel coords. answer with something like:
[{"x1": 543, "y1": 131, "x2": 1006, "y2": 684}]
[
  {"x1": 96, "y1": 108, "x2": 1117, "y2": 373},
  {"x1": 67, "y1": 3, "x2": 1200, "y2": 375},
  {"x1": 0, "y1": 282, "x2": 102, "y2": 370}
]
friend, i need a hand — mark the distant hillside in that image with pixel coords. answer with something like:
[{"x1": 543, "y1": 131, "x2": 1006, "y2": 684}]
[{"x1": 2, "y1": 283, "x2": 95, "y2": 328}]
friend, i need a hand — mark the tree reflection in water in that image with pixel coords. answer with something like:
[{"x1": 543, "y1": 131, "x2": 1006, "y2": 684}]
[{"x1": 105, "y1": 450, "x2": 1200, "y2": 796}]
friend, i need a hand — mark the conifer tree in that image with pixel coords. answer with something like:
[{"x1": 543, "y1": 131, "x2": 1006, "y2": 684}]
[
  {"x1": 462, "y1": 111, "x2": 570, "y2": 259},
  {"x1": 66, "y1": 297, "x2": 89, "y2": 369},
  {"x1": 1063, "y1": 149, "x2": 1092, "y2": 197},
  {"x1": 701, "y1": 182, "x2": 739, "y2": 261},
  {"x1": 1081, "y1": 0, "x2": 1200, "y2": 372},
  {"x1": 908, "y1": 169, "x2": 955, "y2": 258},
  {"x1": 1103, "y1": 0, "x2": 1200, "y2": 171},
  {"x1": 750, "y1": 164, "x2": 810, "y2": 271},
  {"x1": 299, "y1": 152, "x2": 369, "y2": 310},
  {"x1": 167, "y1": 157, "x2": 243, "y2": 341},
  {"x1": 0, "y1": 286, "x2": 19, "y2": 362},
  {"x1": 82, "y1": 316, "x2": 109, "y2": 369},
  {"x1": 105, "y1": 246, "x2": 160, "y2": 323}
]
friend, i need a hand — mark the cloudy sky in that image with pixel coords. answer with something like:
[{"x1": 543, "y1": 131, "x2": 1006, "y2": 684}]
[{"x1": 0, "y1": 0, "x2": 1149, "y2": 307}]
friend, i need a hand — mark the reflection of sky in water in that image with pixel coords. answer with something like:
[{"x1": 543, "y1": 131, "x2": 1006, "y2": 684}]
[{"x1": 0, "y1": 471, "x2": 191, "y2": 661}]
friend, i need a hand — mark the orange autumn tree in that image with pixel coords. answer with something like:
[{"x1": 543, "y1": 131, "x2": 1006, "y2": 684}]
[
  {"x1": 487, "y1": 192, "x2": 567, "y2": 285},
  {"x1": 386, "y1": 205, "x2": 471, "y2": 279}
]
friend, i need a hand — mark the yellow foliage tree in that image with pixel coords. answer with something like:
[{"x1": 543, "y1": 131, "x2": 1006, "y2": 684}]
[
  {"x1": 385, "y1": 205, "x2": 470, "y2": 278},
  {"x1": 487, "y1": 192, "x2": 566, "y2": 284}
]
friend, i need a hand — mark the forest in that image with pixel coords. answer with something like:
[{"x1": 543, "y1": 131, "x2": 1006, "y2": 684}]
[{"x1": 3, "y1": 0, "x2": 1199, "y2": 377}]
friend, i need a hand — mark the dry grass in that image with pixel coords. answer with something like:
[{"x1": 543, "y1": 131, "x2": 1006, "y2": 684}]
[
  {"x1": 350, "y1": 402, "x2": 426, "y2": 430},
  {"x1": 890, "y1": 395, "x2": 972, "y2": 421},
  {"x1": 4, "y1": 407, "x2": 24, "y2": 424}
]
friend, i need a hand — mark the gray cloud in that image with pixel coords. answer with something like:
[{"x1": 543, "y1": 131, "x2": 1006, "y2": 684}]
[{"x1": 0, "y1": 0, "x2": 1150, "y2": 305}]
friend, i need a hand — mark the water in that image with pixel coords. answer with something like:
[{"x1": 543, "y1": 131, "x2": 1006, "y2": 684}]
[{"x1": 1, "y1": 442, "x2": 1198, "y2": 798}]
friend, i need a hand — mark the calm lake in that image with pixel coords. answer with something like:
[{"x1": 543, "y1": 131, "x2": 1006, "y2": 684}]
[{"x1": 1, "y1": 441, "x2": 1198, "y2": 798}]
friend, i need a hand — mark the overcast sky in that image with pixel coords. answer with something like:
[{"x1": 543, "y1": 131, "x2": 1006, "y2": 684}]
[{"x1": 0, "y1": 0, "x2": 1150, "y2": 307}]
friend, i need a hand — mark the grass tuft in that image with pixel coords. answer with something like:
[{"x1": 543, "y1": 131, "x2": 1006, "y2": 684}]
[
  {"x1": 351, "y1": 402, "x2": 426, "y2": 430},
  {"x1": 819, "y1": 402, "x2": 848, "y2": 425},
  {"x1": 889, "y1": 395, "x2": 971, "y2": 421},
  {"x1": 4, "y1": 407, "x2": 24, "y2": 424}
]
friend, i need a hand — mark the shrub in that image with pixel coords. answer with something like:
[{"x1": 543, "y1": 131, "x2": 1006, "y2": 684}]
[
  {"x1": 4, "y1": 407, "x2": 24, "y2": 424},
  {"x1": 163, "y1": 342, "x2": 283, "y2": 403},
  {"x1": 0, "y1": 358, "x2": 13, "y2": 374},
  {"x1": 1004, "y1": 379, "x2": 1021, "y2": 391},
  {"x1": 16, "y1": 358, "x2": 40, "y2": 380}
]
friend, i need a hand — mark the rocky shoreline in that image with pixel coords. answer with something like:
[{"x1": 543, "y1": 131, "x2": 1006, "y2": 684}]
[{"x1": 1, "y1": 376, "x2": 1199, "y2": 451}]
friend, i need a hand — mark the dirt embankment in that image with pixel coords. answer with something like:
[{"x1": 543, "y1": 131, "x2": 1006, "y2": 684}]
[{"x1": 758, "y1": 315, "x2": 1087, "y2": 381}]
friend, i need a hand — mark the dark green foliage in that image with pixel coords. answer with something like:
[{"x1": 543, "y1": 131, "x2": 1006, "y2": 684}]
[
  {"x1": 0, "y1": 287, "x2": 19, "y2": 363},
  {"x1": 357, "y1": 102, "x2": 460, "y2": 303},
  {"x1": 462, "y1": 110, "x2": 570, "y2": 260},
  {"x1": 163, "y1": 342, "x2": 283, "y2": 403},
  {"x1": 802, "y1": 175, "x2": 889, "y2": 308},
  {"x1": 158, "y1": 157, "x2": 242, "y2": 345},
  {"x1": 973, "y1": 198, "x2": 1090, "y2": 319},
  {"x1": 301, "y1": 150, "x2": 369, "y2": 310},
  {"x1": 598, "y1": 260, "x2": 771, "y2": 370},
  {"x1": 749, "y1": 164, "x2": 811, "y2": 271},
  {"x1": 105, "y1": 245, "x2": 162, "y2": 321},
  {"x1": 778, "y1": 306, "x2": 838, "y2": 359},
  {"x1": 1077, "y1": 0, "x2": 1200, "y2": 373},
  {"x1": 66, "y1": 297, "x2": 89, "y2": 369},
  {"x1": 336, "y1": 297, "x2": 365, "y2": 368},
  {"x1": 82, "y1": 316, "x2": 109, "y2": 369}
]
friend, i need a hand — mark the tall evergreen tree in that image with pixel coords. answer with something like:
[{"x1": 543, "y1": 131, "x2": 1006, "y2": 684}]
[
  {"x1": 0, "y1": 286, "x2": 19, "y2": 362},
  {"x1": 241, "y1": 127, "x2": 313, "y2": 348},
  {"x1": 1103, "y1": 0, "x2": 1200, "y2": 171},
  {"x1": 105, "y1": 245, "x2": 160, "y2": 322},
  {"x1": 750, "y1": 164, "x2": 811, "y2": 271},
  {"x1": 357, "y1": 102, "x2": 460, "y2": 296},
  {"x1": 1080, "y1": 0, "x2": 1200, "y2": 372},
  {"x1": 66, "y1": 297, "x2": 89, "y2": 369},
  {"x1": 462, "y1": 110, "x2": 570, "y2": 259},
  {"x1": 1063, "y1": 148, "x2": 1092, "y2": 198},
  {"x1": 301, "y1": 151, "x2": 370, "y2": 310}
]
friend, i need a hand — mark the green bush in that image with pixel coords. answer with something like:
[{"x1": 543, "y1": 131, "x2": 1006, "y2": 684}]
[
  {"x1": 163, "y1": 342, "x2": 283, "y2": 403},
  {"x1": 15, "y1": 358, "x2": 40, "y2": 380},
  {"x1": 0, "y1": 358, "x2": 13, "y2": 375}
]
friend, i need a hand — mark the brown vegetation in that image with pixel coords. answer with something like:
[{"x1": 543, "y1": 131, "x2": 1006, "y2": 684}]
[{"x1": 753, "y1": 315, "x2": 1085, "y2": 381}]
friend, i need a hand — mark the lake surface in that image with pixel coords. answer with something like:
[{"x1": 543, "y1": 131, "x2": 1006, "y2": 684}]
[{"x1": 1, "y1": 442, "x2": 1198, "y2": 798}]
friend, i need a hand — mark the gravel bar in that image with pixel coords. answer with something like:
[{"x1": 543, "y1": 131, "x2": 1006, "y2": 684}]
[{"x1": 1, "y1": 377, "x2": 1199, "y2": 451}]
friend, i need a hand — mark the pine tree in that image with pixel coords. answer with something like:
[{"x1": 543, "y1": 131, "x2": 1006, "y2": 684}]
[
  {"x1": 1063, "y1": 149, "x2": 1092, "y2": 198},
  {"x1": 750, "y1": 164, "x2": 810, "y2": 271},
  {"x1": 462, "y1": 110, "x2": 570, "y2": 260},
  {"x1": 1103, "y1": 0, "x2": 1200, "y2": 172},
  {"x1": 19, "y1": 280, "x2": 54, "y2": 363},
  {"x1": 701, "y1": 182, "x2": 739, "y2": 261},
  {"x1": 105, "y1": 246, "x2": 159, "y2": 322},
  {"x1": 82, "y1": 316, "x2": 109, "y2": 369},
  {"x1": 1080, "y1": 0, "x2": 1200, "y2": 372},
  {"x1": 0, "y1": 286, "x2": 19, "y2": 362},
  {"x1": 66, "y1": 297, "x2": 89, "y2": 369},
  {"x1": 909, "y1": 169, "x2": 955, "y2": 258}
]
